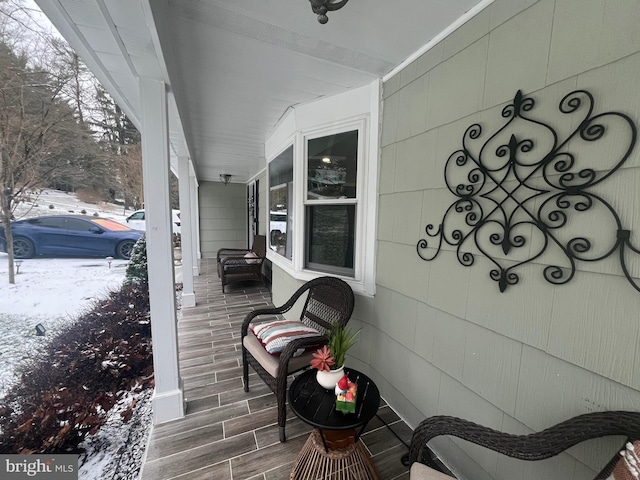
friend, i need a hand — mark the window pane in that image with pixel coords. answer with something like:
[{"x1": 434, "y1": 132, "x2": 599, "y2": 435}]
[
  {"x1": 306, "y1": 205, "x2": 355, "y2": 276},
  {"x1": 269, "y1": 146, "x2": 293, "y2": 260},
  {"x1": 66, "y1": 218, "x2": 96, "y2": 232},
  {"x1": 307, "y1": 130, "x2": 357, "y2": 200},
  {"x1": 28, "y1": 218, "x2": 65, "y2": 229}
]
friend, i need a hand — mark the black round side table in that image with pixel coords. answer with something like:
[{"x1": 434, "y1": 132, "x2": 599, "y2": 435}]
[{"x1": 288, "y1": 368, "x2": 380, "y2": 480}]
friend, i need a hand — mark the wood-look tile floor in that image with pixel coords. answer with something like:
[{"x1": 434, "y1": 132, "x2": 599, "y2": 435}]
[{"x1": 140, "y1": 258, "x2": 411, "y2": 480}]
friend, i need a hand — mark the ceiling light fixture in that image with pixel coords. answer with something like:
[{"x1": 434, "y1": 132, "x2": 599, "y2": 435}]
[
  {"x1": 220, "y1": 174, "x2": 232, "y2": 186},
  {"x1": 309, "y1": 0, "x2": 349, "y2": 24},
  {"x1": 322, "y1": 157, "x2": 331, "y2": 163}
]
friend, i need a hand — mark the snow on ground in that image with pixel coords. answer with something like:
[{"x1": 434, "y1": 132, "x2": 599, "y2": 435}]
[
  {"x1": 13, "y1": 189, "x2": 133, "y2": 223},
  {"x1": 0, "y1": 254, "x2": 129, "y2": 393},
  {"x1": 0, "y1": 188, "x2": 138, "y2": 393},
  {"x1": 78, "y1": 389, "x2": 153, "y2": 480},
  {"x1": 0, "y1": 190, "x2": 155, "y2": 479}
]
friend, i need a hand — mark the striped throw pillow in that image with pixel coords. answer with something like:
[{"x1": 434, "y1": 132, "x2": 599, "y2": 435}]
[{"x1": 250, "y1": 320, "x2": 321, "y2": 355}]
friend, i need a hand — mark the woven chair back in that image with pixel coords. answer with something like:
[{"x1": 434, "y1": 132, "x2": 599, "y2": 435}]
[
  {"x1": 251, "y1": 235, "x2": 266, "y2": 258},
  {"x1": 299, "y1": 278, "x2": 354, "y2": 335}
]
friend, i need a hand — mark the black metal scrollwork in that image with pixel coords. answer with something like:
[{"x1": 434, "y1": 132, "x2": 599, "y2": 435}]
[{"x1": 417, "y1": 89, "x2": 640, "y2": 292}]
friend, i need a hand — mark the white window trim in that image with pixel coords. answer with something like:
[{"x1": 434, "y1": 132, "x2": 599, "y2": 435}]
[
  {"x1": 266, "y1": 81, "x2": 380, "y2": 296},
  {"x1": 300, "y1": 119, "x2": 364, "y2": 281},
  {"x1": 266, "y1": 137, "x2": 295, "y2": 270}
]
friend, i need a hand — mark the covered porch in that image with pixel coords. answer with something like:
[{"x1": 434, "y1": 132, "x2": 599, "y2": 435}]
[
  {"x1": 139, "y1": 258, "x2": 412, "y2": 480},
  {"x1": 34, "y1": 0, "x2": 640, "y2": 478}
]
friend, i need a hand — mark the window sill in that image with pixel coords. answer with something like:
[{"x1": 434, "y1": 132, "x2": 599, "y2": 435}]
[{"x1": 267, "y1": 250, "x2": 374, "y2": 297}]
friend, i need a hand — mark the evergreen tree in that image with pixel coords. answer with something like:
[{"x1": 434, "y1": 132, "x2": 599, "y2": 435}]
[{"x1": 125, "y1": 236, "x2": 148, "y2": 285}]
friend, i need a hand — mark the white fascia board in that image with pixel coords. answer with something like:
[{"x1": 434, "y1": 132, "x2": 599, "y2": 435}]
[
  {"x1": 142, "y1": 0, "x2": 195, "y2": 175},
  {"x1": 382, "y1": 0, "x2": 495, "y2": 82},
  {"x1": 35, "y1": 0, "x2": 141, "y2": 128}
]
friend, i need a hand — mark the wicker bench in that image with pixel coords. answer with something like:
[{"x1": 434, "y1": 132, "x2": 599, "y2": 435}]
[
  {"x1": 216, "y1": 235, "x2": 266, "y2": 293},
  {"x1": 405, "y1": 411, "x2": 640, "y2": 479}
]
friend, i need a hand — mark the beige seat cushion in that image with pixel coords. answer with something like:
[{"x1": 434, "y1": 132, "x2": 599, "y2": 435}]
[
  {"x1": 243, "y1": 331, "x2": 316, "y2": 378},
  {"x1": 410, "y1": 462, "x2": 454, "y2": 480}
]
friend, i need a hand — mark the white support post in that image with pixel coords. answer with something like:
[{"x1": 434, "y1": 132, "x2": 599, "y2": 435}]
[
  {"x1": 177, "y1": 156, "x2": 196, "y2": 307},
  {"x1": 190, "y1": 172, "x2": 201, "y2": 275},
  {"x1": 140, "y1": 77, "x2": 184, "y2": 424}
]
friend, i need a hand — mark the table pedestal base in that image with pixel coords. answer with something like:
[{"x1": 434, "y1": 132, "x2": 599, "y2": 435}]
[{"x1": 290, "y1": 429, "x2": 379, "y2": 480}]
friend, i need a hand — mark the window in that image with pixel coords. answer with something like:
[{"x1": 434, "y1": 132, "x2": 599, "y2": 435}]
[
  {"x1": 28, "y1": 218, "x2": 65, "y2": 229},
  {"x1": 66, "y1": 218, "x2": 98, "y2": 232},
  {"x1": 307, "y1": 130, "x2": 358, "y2": 200},
  {"x1": 269, "y1": 146, "x2": 293, "y2": 260},
  {"x1": 305, "y1": 130, "x2": 358, "y2": 276},
  {"x1": 306, "y1": 204, "x2": 355, "y2": 275},
  {"x1": 264, "y1": 81, "x2": 380, "y2": 295}
]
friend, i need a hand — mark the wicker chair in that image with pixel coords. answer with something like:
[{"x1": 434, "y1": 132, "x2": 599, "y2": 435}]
[
  {"x1": 216, "y1": 235, "x2": 266, "y2": 293},
  {"x1": 405, "y1": 411, "x2": 640, "y2": 479},
  {"x1": 241, "y1": 276, "x2": 355, "y2": 442}
]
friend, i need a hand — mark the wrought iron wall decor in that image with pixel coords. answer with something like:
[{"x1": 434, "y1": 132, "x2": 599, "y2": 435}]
[{"x1": 416, "y1": 89, "x2": 640, "y2": 293}]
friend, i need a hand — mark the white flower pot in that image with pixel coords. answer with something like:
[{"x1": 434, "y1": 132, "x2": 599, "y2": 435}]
[{"x1": 316, "y1": 365, "x2": 344, "y2": 390}]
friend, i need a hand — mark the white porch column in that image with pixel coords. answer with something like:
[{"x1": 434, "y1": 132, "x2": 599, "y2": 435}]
[
  {"x1": 177, "y1": 155, "x2": 196, "y2": 307},
  {"x1": 190, "y1": 172, "x2": 201, "y2": 275},
  {"x1": 140, "y1": 77, "x2": 185, "y2": 424}
]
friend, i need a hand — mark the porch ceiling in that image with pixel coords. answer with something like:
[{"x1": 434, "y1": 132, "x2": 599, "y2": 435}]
[{"x1": 36, "y1": 0, "x2": 486, "y2": 183}]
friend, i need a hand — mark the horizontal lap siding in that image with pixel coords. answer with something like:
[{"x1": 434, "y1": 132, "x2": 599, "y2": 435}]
[
  {"x1": 374, "y1": 0, "x2": 640, "y2": 479},
  {"x1": 199, "y1": 182, "x2": 247, "y2": 257},
  {"x1": 273, "y1": 1, "x2": 640, "y2": 479}
]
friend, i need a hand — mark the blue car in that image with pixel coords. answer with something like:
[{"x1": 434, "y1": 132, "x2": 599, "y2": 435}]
[{"x1": 0, "y1": 215, "x2": 144, "y2": 260}]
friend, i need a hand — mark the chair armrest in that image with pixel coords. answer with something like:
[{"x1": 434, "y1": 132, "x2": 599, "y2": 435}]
[
  {"x1": 221, "y1": 257, "x2": 263, "y2": 267},
  {"x1": 217, "y1": 248, "x2": 250, "y2": 261},
  {"x1": 407, "y1": 411, "x2": 640, "y2": 469}
]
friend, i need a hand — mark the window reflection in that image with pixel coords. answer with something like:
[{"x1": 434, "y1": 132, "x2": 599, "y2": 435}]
[
  {"x1": 306, "y1": 205, "x2": 355, "y2": 276},
  {"x1": 269, "y1": 146, "x2": 293, "y2": 260},
  {"x1": 307, "y1": 130, "x2": 358, "y2": 200}
]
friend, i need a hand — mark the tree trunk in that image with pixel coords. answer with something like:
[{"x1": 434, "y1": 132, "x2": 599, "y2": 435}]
[{"x1": 1, "y1": 187, "x2": 15, "y2": 284}]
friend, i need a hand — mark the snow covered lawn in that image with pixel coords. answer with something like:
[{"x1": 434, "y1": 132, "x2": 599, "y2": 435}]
[
  {"x1": 0, "y1": 188, "x2": 139, "y2": 392},
  {"x1": 0, "y1": 190, "x2": 155, "y2": 479},
  {"x1": 0, "y1": 255, "x2": 129, "y2": 394}
]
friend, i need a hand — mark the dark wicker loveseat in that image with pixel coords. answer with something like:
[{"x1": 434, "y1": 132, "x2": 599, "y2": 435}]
[
  {"x1": 216, "y1": 235, "x2": 266, "y2": 293},
  {"x1": 241, "y1": 276, "x2": 355, "y2": 442},
  {"x1": 405, "y1": 411, "x2": 640, "y2": 479}
]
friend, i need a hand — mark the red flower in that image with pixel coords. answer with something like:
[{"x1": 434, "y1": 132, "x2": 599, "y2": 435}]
[{"x1": 310, "y1": 345, "x2": 335, "y2": 372}]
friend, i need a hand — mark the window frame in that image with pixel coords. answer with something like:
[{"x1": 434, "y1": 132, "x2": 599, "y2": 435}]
[
  {"x1": 266, "y1": 140, "x2": 295, "y2": 267},
  {"x1": 302, "y1": 122, "x2": 364, "y2": 278},
  {"x1": 264, "y1": 81, "x2": 380, "y2": 296}
]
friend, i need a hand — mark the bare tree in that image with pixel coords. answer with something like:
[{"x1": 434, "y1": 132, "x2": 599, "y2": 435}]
[
  {"x1": 0, "y1": 1, "x2": 105, "y2": 283},
  {"x1": 92, "y1": 84, "x2": 142, "y2": 210},
  {"x1": 0, "y1": 39, "x2": 81, "y2": 283},
  {"x1": 0, "y1": 1, "x2": 145, "y2": 283}
]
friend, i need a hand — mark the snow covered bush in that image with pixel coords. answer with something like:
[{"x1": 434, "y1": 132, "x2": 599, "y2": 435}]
[
  {"x1": 125, "y1": 236, "x2": 148, "y2": 285},
  {"x1": 0, "y1": 283, "x2": 153, "y2": 454}
]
